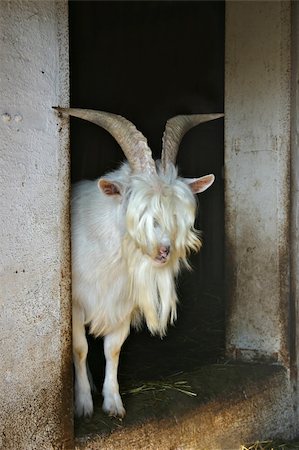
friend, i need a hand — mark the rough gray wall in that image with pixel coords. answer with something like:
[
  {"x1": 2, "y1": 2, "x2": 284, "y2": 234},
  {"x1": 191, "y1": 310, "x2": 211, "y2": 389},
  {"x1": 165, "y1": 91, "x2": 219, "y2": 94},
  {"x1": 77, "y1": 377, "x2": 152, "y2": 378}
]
[
  {"x1": 0, "y1": 1, "x2": 72, "y2": 449},
  {"x1": 225, "y1": 1, "x2": 291, "y2": 363},
  {"x1": 291, "y1": 0, "x2": 299, "y2": 422}
]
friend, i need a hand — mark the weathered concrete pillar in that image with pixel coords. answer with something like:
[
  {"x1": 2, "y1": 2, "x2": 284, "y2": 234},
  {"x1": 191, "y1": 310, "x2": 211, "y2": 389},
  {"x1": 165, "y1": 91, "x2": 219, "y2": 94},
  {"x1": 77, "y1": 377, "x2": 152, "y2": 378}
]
[
  {"x1": 225, "y1": 2, "x2": 291, "y2": 363},
  {"x1": 0, "y1": 1, "x2": 72, "y2": 449},
  {"x1": 291, "y1": 0, "x2": 299, "y2": 423}
]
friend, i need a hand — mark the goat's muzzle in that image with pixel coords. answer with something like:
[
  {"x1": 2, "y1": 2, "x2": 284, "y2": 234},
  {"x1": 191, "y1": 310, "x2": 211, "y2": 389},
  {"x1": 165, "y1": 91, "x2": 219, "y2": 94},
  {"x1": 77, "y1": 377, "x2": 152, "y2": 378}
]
[{"x1": 154, "y1": 245, "x2": 170, "y2": 265}]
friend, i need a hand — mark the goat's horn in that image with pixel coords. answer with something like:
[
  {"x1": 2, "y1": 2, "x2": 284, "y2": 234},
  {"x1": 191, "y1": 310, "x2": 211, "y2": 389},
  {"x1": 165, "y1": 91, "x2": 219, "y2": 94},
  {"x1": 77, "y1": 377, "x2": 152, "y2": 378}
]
[
  {"x1": 54, "y1": 107, "x2": 156, "y2": 174},
  {"x1": 161, "y1": 113, "x2": 224, "y2": 171}
]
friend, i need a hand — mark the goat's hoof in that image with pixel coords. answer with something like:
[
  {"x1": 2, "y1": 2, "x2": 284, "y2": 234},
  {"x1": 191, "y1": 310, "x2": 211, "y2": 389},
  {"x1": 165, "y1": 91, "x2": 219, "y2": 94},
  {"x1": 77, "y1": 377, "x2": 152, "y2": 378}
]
[
  {"x1": 102, "y1": 395, "x2": 126, "y2": 418},
  {"x1": 75, "y1": 393, "x2": 94, "y2": 418}
]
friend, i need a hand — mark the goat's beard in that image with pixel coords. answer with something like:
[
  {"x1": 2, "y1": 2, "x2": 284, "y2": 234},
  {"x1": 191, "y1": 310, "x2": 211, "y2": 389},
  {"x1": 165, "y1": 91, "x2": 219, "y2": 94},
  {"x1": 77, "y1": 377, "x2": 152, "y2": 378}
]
[{"x1": 122, "y1": 235, "x2": 182, "y2": 337}]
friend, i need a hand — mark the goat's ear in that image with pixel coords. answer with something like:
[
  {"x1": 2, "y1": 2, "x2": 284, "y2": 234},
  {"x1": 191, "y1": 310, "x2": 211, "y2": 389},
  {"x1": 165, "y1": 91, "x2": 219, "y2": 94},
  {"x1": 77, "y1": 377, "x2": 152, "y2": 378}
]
[
  {"x1": 185, "y1": 174, "x2": 215, "y2": 194},
  {"x1": 98, "y1": 178, "x2": 122, "y2": 196}
]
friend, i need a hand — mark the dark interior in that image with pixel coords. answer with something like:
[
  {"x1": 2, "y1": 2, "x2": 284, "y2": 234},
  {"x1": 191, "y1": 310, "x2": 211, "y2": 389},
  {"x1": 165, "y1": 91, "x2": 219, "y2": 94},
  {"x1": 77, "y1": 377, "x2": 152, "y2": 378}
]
[{"x1": 69, "y1": 0, "x2": 225, "y2": 430}]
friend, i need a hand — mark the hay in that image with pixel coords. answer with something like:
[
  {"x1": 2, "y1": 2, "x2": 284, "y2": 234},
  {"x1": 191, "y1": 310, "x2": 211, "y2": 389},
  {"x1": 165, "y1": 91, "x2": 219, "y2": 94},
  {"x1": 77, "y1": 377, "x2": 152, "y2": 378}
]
[{"x1": 122, "y1": 379, "x2": 197, "y2": 398}]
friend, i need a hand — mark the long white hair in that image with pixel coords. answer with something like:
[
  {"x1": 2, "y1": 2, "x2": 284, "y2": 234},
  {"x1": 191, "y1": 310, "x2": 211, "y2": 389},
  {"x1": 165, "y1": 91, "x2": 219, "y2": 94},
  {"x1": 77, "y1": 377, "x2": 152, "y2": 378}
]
[{"x1": 123, "y1": 163, "x2": 201, "y2": 335}]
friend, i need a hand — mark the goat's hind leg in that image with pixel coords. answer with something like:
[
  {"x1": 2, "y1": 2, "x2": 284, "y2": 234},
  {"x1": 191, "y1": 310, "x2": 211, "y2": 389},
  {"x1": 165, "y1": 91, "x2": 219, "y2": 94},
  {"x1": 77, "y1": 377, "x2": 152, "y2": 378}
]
[
  {"x1": 102, "y1": 320, "x2": 130, "y2": 418},
  {"x1": 73, "y1": 304, "x2": 93, "y2": 417}
]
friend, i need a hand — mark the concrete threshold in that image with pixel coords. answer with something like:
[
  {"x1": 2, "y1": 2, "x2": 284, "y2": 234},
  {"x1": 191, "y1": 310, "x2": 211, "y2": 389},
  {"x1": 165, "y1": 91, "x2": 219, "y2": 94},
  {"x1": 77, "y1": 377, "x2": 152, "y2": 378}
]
[{"x1": 75, "y1": 363, "x2": 296, "y2": 450}]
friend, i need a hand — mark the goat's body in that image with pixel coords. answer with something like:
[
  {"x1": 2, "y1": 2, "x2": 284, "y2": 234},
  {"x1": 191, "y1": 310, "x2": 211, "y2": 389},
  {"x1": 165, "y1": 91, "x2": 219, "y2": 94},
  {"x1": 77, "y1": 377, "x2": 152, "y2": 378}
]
[{"x1": 72, "y1": 163, "x2": 190, "y2": 417}]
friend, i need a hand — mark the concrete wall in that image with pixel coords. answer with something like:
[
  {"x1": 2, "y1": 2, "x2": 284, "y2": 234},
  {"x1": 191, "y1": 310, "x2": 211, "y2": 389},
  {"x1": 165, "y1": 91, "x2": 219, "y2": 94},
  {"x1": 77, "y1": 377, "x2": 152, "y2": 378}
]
[
  {"x1": 0, "y1": 2, "x2": 72, "y2": 449},
  {"x1": 291, "y1": 0, "x2": 299, "y2": 422},
  {"x1": 225, "y1": 1, "x2": 291, "y2": 364}
]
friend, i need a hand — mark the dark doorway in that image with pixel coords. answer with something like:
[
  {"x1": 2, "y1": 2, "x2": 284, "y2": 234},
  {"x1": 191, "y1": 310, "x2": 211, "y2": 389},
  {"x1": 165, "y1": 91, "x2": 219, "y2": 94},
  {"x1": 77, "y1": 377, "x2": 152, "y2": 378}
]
[{"x1": 70, "y1": 0, "x2": 224, "y2": 433}]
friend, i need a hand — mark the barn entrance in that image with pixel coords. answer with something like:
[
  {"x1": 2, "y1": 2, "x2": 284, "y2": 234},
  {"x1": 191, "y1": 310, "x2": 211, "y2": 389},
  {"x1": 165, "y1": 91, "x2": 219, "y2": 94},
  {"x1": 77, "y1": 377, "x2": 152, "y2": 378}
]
[
  {"x1": 1, "y1": 1, "x2": 297, "y2": 448},
  {"x1": 70, "y1": 0, "x2": 224, "y2": 436}
]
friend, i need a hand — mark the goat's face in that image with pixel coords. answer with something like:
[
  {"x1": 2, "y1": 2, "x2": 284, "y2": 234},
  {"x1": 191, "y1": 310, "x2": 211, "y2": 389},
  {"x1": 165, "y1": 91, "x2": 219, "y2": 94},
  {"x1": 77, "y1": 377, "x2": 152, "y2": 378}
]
[{"x1": 125, "y1": 171, "x2": 199, "y2": 268}]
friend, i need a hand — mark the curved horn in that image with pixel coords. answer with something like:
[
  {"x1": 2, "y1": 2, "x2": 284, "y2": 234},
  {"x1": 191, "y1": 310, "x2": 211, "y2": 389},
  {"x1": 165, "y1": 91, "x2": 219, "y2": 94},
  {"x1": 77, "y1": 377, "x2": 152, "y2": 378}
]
[
  {"x1": 54, "y1": 107, "x2": 156, "y2": 174},
  {"x1": 161, "y1": 113, "x2": 224, "y2": 171}
]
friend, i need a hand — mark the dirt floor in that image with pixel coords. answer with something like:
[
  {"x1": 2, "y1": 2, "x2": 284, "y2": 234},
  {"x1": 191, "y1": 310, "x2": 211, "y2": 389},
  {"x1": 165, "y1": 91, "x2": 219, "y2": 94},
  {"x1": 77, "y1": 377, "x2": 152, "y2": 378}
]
[{"x1": 74, "y1": 362, "x2": 286, "y2": 440}]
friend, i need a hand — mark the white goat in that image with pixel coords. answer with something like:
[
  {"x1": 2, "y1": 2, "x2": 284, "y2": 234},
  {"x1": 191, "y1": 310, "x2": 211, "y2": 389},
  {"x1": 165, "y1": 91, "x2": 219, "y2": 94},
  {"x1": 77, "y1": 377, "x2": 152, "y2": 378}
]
[{"x1": 55, "y1": 108, "x2": 222, "y2": 418}]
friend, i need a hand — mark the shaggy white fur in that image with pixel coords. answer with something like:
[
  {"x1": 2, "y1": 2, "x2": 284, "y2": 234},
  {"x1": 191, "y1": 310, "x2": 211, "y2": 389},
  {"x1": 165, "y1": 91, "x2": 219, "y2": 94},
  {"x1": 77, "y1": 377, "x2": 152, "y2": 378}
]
[{"x1": 72, "y1": 161, "x2": 214, "y2": 418}]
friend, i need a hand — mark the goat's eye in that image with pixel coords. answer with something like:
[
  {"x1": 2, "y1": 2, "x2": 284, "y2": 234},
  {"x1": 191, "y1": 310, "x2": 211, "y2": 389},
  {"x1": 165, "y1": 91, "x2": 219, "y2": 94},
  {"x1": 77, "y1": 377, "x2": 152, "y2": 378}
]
[{"x1": 153, "y1": 219, "x2": 159, "y2": 228}]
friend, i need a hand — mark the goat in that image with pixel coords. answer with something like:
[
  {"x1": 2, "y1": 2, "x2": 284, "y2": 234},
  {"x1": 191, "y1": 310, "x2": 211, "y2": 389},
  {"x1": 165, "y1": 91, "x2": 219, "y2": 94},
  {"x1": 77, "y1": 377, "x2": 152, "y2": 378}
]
[{"x1": 55, "y1": 107, "x2": 223, "y2": 418}]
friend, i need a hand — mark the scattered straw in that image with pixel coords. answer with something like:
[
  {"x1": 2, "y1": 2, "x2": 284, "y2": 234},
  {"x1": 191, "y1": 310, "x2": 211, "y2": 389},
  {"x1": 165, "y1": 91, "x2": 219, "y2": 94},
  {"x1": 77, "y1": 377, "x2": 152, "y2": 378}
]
[{"x1": 123, "y1": 380, "x2": 197, "y2": 398}]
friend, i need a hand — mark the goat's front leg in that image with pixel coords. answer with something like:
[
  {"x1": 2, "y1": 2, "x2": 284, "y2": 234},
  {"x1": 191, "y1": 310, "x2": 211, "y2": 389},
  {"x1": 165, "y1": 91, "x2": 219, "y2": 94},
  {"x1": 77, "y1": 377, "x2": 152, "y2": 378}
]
[
  {"x1": 73, "y1": 304, "x2": 93, "y2": 417},
  {"x1": 102, "y1": 320, "x2": 130, "y2": 418}
]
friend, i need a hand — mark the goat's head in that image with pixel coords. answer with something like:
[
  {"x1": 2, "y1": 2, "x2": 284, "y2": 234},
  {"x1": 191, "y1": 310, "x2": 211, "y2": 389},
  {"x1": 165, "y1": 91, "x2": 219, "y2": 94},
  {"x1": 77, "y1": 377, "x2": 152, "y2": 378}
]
[
  {"x1": 122, "y1": 165, "x2": 211, "y2": 269},
  {"x1": 55, "y1": 107, "x2": 222, "y2": 269}
]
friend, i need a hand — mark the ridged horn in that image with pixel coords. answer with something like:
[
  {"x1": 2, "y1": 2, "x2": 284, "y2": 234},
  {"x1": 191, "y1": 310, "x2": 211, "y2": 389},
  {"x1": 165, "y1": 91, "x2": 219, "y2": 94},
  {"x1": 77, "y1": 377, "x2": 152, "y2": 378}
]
[
  {"x1": 53, "y1": 107, "x2": 156, "y2": 174},
  {"x1": 161, "y1": 113, "x2": 224, "y2": 171}
]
